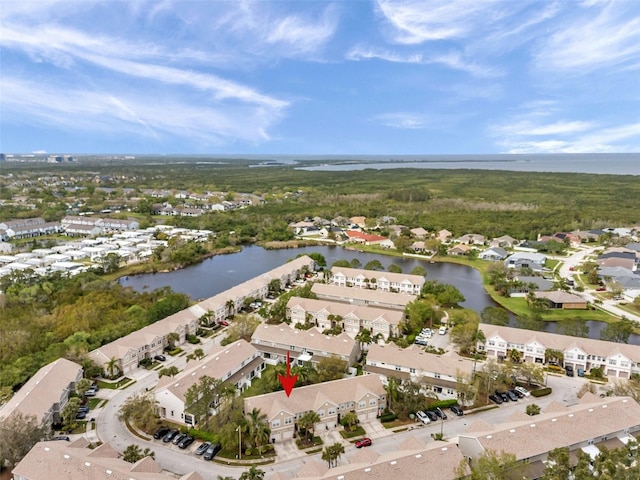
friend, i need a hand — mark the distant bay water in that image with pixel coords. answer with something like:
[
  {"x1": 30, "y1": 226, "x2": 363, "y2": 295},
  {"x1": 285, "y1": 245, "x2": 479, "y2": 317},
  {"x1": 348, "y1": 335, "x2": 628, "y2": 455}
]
[{"x1": 293, "y1": 153, "x2": 640, "y2": 175}]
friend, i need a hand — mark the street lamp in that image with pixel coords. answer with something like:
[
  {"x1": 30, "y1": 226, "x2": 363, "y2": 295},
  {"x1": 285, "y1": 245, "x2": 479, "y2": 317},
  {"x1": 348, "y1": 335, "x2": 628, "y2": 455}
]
[{"x1": 236, "y1": 426, "x2": 242, "y2": 459}]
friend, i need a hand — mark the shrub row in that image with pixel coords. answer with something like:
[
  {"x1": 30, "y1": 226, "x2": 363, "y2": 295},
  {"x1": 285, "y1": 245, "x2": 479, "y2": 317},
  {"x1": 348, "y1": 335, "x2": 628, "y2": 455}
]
[
  {"x1": 425, "y1": 399, "x2": 459, "y2": 410},
  {"x1": 531, "y1": 387, "x2": 552, "y2": 397},
  {"x1": 380, "y1": 412, "x2": 398, "y2": 423},
  {"x1": 187, "y1": 427, "x2": 218, "y2": 442}
]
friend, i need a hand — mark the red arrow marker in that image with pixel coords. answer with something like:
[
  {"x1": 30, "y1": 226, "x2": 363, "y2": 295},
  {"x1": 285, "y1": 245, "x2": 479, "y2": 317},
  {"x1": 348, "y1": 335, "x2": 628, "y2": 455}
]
[{"x1": 278, "y1": 350, "x2": 298, "y2": 397}]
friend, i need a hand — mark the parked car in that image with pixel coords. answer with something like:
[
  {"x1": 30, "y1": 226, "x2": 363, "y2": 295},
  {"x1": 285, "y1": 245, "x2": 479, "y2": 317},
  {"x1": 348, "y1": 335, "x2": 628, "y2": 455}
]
[
  {"x1": 515, "y1": 386, "x2": 531, "y2": 397},
  {"x1": 162, "y1": 429, "x2": 179, "y2": 443},
  {"x1": 507, "y1": 390, "x2": 519, "y2": 401},
  {"x1": 178, "y1": 436, "x2": 195, "y2": 449},
  {"x1": 416, "y1": 410, "x2": 430, "y2": 425},
  {"x1": 425, "y1": 410, "x2": 438, "y2": 422},
  {"x1": 450, "y1": 405, "x2": 464, "y2": 416},
  {"x1": 565, "y1": 365, "x2": 575, "y2": 377},
  {"x1": 509, "y1": 388, "x2": 524, "y2": 399},
  {"x1": 154, "y1": 354, "x2": 166, "y2": 362},
  {"x1": 355, "y1": 437, "x2": 372, "y2": 448},
  {"x1": 596, "y1": 286, "x2": 606, "y2": 291},
  {"x1": 172, "y1": 433, "x2": 187, "y2": 445},
  {"x1": 153, "y1": 426, "x2": 171, "y2": 439},
  {"x1": 434, "y1": 407, "x2": 448, "y2": 420},
  {"x1": 195, "y1": 442, "x2": 211, "y2": 455},
  {"x1": 75, "y1": 412, "x2": 87, "y2": 420},
  {"x1": 220, "y1": 320, "x2": 229, "y2": 326},
  {"x1": 488, "y1": 394, "x2": 502, "y2": 405},
  {"x1": 203, "y1": 442, "x2": 222, "y2": 460},
  {"x1": 438, "y1": 326, "x2": 447, "y2": 335},
  {"x1": 52, "y1": 435, "x2": 70, "y2": 441},
  {"x1": 84, "y1": 389, "x2": 96, "y2": 397},
  {"x1": 495, "y1": 390, "x2": 509, "y2": 402},
  {"x1": 78, "y1": 406, "x2": 90, "y2": 414}
]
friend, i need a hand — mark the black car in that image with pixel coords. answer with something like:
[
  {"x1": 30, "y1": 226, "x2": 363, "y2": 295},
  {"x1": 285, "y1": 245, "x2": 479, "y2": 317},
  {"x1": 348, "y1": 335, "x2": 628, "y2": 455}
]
[
  {"x1": 507, "y1": 390, "x2": 519, "y2": 402},
  {"x1": 450, "y1": 405, "x2": 464, "y2": 416},
  {"x1": 154, "y1": 354, "x2": 166, "y2": 362},
  {"x1": 195, "y1": 442, "x2": 211, "y2": 455},
  {"x1": 178, "y1": 436, "x2": 195, "y2": 449},
  {"x1": 434, "y1": 407, "x2": 448, "y2": 420},
  {"x1": 172, "y1": 433, "x2": 187, "y2": 445},
  {"x1": 496, "y1": 390, "x2": 509, "y2": 402},
  {"x1": 75, "y1": 411, "x2": 87, "y2": 420},
  {"x1": 153, "y1": 426, "x2": 170, "y2": 439},
  {"x1": 53, "y1": 435, "x2": 70, "y2": 441},
  {"x1": 489, "y1": 394, "x2": 502, "y2": 405},
  {"x1": 163, "y1": 429, "x2": 179, "y2": 443},
  {"x1": 78, "y1": 406, "x2": 90, "y2": 413},
  {"x1": 509, "y1": 388, "x2": 524, "y2": 399},
  {"x1": 425, "y1": 410, "x2": 438, "y2": 422},
  {"x1": 203, "y1": 442, "x2": 222, "y2": 461}
]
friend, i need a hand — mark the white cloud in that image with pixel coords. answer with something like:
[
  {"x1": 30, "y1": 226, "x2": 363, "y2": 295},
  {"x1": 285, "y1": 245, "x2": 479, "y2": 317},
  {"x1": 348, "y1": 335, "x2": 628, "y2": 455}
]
[
  {"x1": 431, "y1": 51, "x2": 502, "y2": 78},
  {"x1": 265, "y1": 6, "x2": 338, "y2": 55},
  {"x1": 535, "y1": 3, "x2": 640, "y2": 72},
  {"x1": 375, "y1": 113, "x2": 427, "y2": 129},
  {"x1": 346, "y1": 45, "x2": 423, "y2": 63},
  {"x1": 376, "y1": 0, "x2": 505, "y2": 43},
  {"x1": 0, "y1": 76, "x2": 283, "y2": 145},
  {"x1": 496, "y1": 120, "x2": 594, "y2": 137}
]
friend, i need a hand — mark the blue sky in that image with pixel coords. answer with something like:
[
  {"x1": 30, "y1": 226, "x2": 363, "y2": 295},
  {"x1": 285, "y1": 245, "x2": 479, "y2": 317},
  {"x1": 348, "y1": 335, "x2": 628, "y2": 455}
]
[{"x1": 1, "y1": 0, "x2": 640, "y2": 155}]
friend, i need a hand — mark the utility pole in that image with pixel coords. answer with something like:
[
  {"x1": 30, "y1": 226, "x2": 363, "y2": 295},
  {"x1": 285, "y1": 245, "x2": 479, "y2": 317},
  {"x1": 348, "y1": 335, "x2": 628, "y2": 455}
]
[{"x1": 237, "y1": 426, "x2": 242, "y2": 459}]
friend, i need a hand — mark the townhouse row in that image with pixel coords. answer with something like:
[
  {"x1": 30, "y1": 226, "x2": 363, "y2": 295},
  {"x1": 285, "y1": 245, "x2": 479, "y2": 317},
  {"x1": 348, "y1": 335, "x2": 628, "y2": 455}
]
[
  {"x1": 328, "y1": 266, "x2": 425, "y2": 295},
  {"x1": 480, "y1": 324, "x2": 640, "y2": 378}
]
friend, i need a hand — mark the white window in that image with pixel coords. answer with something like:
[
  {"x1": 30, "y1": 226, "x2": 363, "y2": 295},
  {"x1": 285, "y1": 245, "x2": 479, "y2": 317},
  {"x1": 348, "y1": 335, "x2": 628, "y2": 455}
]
[
  {"x1": 285, "y1": 417, "x2": 292, "y2": 425},
  {"x1": 318, "y1": 409, "x2": 324, "y2": 417},
  {"x1": 328, "y1": 408, "x2": 336, "y2": 415},
  {"x1": 488, "y1": 340, "x2": 495, "y2": 346},
  {"x1": 577, "y1": 354, "x2": 585, "y2": 360},
  {"x1": 369, "y1": 399, "x2": 377, "y2": 406},
  {"x1": 358, "y1": 401, "x2": 366, "y2": 408},
  {"x1": 272, "y1": 420, "x2": 280, "y2": 428},
  {"x1": 609, "y1": 359, "x2": 617, "y2": 366}
]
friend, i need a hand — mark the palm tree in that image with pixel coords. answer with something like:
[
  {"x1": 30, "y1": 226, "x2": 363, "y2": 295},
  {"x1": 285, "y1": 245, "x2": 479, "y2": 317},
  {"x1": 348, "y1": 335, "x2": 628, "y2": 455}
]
[
  {"x1": 322, "y1": 442, "x2": 345, "y2": 468},
  {"x1": 262, "y1": 363, "x2": 287, "y2": 391},
  {"x1": 106, "y1": 356, "x2": 120, "y2": 378},
  {"x1": 166, "y1": 332, "x2": 180, "y2": 349},
  {"x1": 245, "y1": 408, "x2": 271, "y2": 455},
  {"x1": 385, "y1": 376, "x2": 401, "y2": 412},
  {"x1": 292, "y1": 362, "x2": 317, "y2": 386},
  {"x1": 226, "y1": 299, "x2": 236, "y2": 317},
  {"x1": 355, "y1": 328, "x2": 372, "y2": 351},
  {"x1": 341, "y1": 411, "x2": 359, "y2": 432},
  {"x1": 298, "y1": 410, "x2": 321, "y2": 443},
  {"x1": 239, "y1": 466, "x2": 265, "y2": 480}
]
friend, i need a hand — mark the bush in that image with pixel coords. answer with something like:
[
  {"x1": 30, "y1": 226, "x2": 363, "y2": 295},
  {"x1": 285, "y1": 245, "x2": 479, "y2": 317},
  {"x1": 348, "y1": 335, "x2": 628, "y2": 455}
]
[
  {"x1": 168, "y1": 348, "x2": 182, "y2": 356},
  {"x1": 187, "y1": 427, "x2": 218, "y2": 442},
  {"x1": 425, "y1": 399, "x2": 459, "y2": 411},
  {"x1": 380, "y1": 412, "x2": 398, "y2": 423},
  {"x1": 186, "y1": 334, "x2": 200, "y2": 344},
  {"x1": 531, "y1": 387, "x2": 552, "y2": 397}
]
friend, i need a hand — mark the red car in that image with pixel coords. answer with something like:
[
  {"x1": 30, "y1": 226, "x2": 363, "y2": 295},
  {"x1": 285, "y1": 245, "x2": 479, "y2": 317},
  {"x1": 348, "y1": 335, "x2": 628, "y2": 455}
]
[
  {"x1": 596, "y1": 286, "x2": 606, "y2": 292},
  {"x1": 355, "y1": 438, "x2": 372, "y2": 448},
  {"x1": 220, "y1": 320, "x2": 229, "y2": 326}
]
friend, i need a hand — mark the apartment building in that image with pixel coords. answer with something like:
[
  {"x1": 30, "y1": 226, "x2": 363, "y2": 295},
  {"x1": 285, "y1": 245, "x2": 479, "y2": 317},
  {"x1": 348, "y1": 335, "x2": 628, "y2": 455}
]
[
  {"x1": 364, "y1": 343, "x2": 474, "y2": 401},
  {"x1": 329, "y1": 267, "x2": 424, "y2": 294},
  {"x1": 286, "y1": 296, "x2": 404, "y2": 340},
  {"x1": 480, "y1": 324, "x2": 640, "y2": 378},
  {"x1": 251, "y1": 323, "x2": 360, "y2": 368},
  {"x1": 243, "y1": 375, "x2": 386, "y2": 442},
  {"x1": 155, "y1": 340, "x2": 263, "y2": 426},
  {"x1": 0, "y1": 358, "x2": 82, "y2": 427},
  {"x1": 311, "y1": 283, "x2": 415, "y2": 311}
]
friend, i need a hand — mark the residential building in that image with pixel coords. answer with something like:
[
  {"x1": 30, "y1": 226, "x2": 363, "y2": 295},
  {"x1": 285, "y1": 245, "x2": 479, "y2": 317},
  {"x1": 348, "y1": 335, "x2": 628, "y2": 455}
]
[
  {"x1": 458, "y1": 395, "x2": 640, "y2": 477},
  {"x1": 364, "y1": 343, "x2": 474, "y2": 401},
  {"x1": 251, "y1": 323, "x2": 360, "y2": 368},
  {"x1": 12, "y1": 439, "x2": 204, "y2": 480},
  {"x1": 349, "y1": 216, "x2": 367, "y2": 229},
  {"x1": 286, "y1": 297, "x2": 404, "y2": 340},
  {"x1": 285, "y1": 438, "x2": 466, "y2": 479},
  {"x1": 89, "y1": 309, "x2": 199, "y2": 376},
  {"x1": 436, "y1": 229, "x2": 453, "y2": 242},
  {"x1": 410, "y1": 227, "x2": 429, "y2": 239},
  {"x1": 505, "y1": 252, "x2": 547, "y2": 272},
  {"x1": 478, "y1": 247, "x2": 508, "y2": 261},
  {"x1": 534, "y1": 291, "x2": 588, "y2": 309},
  {"x1": 311, "y1": 283, "x2": 415, "y2": 311},
  {"x1": 0, "y1": 217, "x2": 62, "y2": 241},
  {"x1": 479, "y1": 324, "x2": 640, "y2": 378},
  {"x1": 0, "y1": 358, "x2": 82, "y2": 427},
  {"x1": 457, "y1": 233, "x2": 486, "y2": 245},
  {"x1": 155, "y1": 340, "x2": 263, "y2": 426},
  {"x1": 345, "y1": 231, "x2": 387, "y2": 245},
  {"x1": 490, "y1": 235, "x2": 517, "y2": 248},
  {"x1": 447, "y1": 244, "x2": 472, "y2": 256},
  {"x1": 243, "y1": 375, "x2": 386, "y2": 442},
  {"x1": 329, "y1": 266, "x2": 424, "y2": 295}
]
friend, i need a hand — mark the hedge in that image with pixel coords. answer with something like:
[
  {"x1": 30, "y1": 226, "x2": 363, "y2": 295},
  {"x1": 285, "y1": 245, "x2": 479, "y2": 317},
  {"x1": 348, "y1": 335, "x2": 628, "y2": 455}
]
[
  {"x1": 187, "y1": 427, "x2": 218, "y2": 442},
  {"x1": 531, "y1": 387, "x2": 552, "y2": 397},
  {"x1": 380, "y1": 412, "x2": 398, "y2": 423},
  {"x1": 425, "y1": 399, "x2": 459, "y2": 411}
]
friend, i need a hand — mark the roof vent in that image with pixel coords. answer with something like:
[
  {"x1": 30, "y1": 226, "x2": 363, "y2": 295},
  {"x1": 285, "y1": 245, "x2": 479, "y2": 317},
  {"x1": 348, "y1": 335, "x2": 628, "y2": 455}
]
[
  {"x1": 568, "y1": 414, "x2": 574, "y2": 417},
  {"x1": 441, "y1": 447, "x2": 448, "y2": 452},
  {"x1": 623, "y1": 399, "x2": 628, "y2": 403},
  {"x1": 390, "y1": 461, "x2": 397, "y2": 465},
  {"x1": 415, "y1": 454, "x2": 422, "y2": 458},
  {"x1": 551, "y1": 418, "x2": 557, "y2": 422},
  {"x1": 85, "y1": 462, "x2": 91, "y2": 467},
  {"x1": 106, "y1": 470, "x2": 112, "y2": 474},
  {"x1": 64, "y1": 454, "x2": 70, "y2": 459},
  {"x1": 486, "y1": 435, "x2": 492, "y2": 439},
  {"x1": 588, "y1": 408, "x2": 594, "y2": 412},
  {"x1": 602, "y1": 405, "x2": 607, "y2": 408},
  {"x1": 509, "y1": 429, "x2": 516, "y2": 433},
  {"x1": 44, "y1": 447, "x2": 50, "y2": 452},
  {"x1": 191, "y1": 372, "x2": 196, "y2": 376},
  {"x1": 365, "y1": 468, "x2": 371, "y2": 472},
  {"x1": 530, "y1": 424, "x2": 536, "y2": 428}
]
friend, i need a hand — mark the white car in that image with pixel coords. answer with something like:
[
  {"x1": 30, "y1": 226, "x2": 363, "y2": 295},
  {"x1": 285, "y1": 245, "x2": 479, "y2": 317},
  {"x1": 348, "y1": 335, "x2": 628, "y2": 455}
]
[
  {"x1": 416, "y1": 410, "x2": 430, "y2": 425},
  {"x1": 438, "y1": 326, "x2": 447, "y2": 335},
  {"x1": 515, "y1": 386, "x2": 531, "y2": 397}
]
